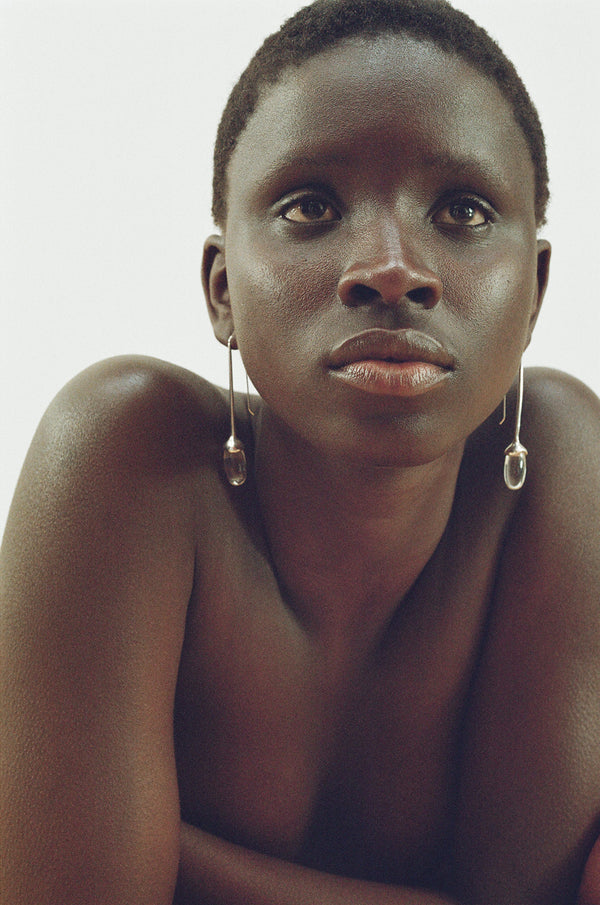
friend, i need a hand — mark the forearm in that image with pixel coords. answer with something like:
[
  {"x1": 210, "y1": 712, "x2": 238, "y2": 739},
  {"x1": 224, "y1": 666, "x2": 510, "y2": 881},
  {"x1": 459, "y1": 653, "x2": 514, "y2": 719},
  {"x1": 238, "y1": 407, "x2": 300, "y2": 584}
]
[{"x1": 175, "y1": 821, "x2": 458, "y2": 905}]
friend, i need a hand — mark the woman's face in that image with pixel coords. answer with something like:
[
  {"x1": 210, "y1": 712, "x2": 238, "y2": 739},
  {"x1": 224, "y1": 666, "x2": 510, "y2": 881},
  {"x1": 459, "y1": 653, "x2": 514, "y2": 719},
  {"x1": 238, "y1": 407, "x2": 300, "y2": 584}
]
[{"x1": 207, "y1": 34, "x2": 550, "y2": 467}]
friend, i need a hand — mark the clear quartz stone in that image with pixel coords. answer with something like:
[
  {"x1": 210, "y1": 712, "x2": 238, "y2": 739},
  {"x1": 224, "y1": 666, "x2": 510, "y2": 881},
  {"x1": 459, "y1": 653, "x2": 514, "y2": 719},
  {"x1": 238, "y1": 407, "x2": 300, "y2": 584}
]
[
  {"x1": 223, "y1": 440, "x2": 247, "y2": 486},
  {"x1": 504, "y1": 446, "x2": 527, "y2": 490}
]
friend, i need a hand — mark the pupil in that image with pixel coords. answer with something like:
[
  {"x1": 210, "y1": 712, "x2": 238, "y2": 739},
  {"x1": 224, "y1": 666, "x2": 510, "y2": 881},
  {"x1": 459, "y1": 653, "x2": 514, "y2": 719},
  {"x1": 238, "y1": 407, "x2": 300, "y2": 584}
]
[
  {"x1": 451, "y1": 203, "x2": 474, "y2": 222},
  {"x1": 303, "y1": 200, "x2": 326, "y2": 219}
]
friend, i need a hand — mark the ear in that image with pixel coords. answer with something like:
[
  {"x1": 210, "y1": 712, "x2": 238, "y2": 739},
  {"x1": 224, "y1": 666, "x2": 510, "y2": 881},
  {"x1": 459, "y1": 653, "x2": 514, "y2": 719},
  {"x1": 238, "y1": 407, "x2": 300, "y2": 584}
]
[
  {"x1": 202, "y1": 234, "x2": 233, "y2": 346},
  {"x1": 525, "y1": 239, "x2": 551, "y2": 345}
]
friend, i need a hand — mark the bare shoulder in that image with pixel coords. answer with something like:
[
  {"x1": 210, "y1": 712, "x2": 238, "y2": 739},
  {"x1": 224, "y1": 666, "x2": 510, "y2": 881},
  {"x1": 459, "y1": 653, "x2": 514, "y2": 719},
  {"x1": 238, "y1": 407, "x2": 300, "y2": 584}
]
[
  {"x1": 3, "y1": 354, "x2": 229, "y2": 540},
  {"x1": 452, "y1": 368, "x2": 600, "y2": 904},
  {"x1": 21, "y1": 353, "x2": 227, "y2": 474},
  {"x1": 524, "y1": 366, "x2": 600, "y2": 491},
  {"x1": 1, "y1": 353, "x2": 233, "y2": 591},
  {"x1": 501, "y1": 366, "x2": 600, "y2": 695},
  {"x1": 1, "y1": 352, "x2": 232, "y2": 667},
  {"x1": 0, "y1": 355, "x2": 229, "y2": 905},
  {"x1": 515, "y1": 367, "x2": 600, "y2": 594}
]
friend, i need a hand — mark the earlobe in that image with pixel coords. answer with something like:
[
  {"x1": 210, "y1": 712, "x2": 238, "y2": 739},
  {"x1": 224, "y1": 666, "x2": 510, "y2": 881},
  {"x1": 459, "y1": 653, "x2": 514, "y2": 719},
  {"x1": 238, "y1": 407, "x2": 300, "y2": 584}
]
[
  {"x1": 526, "y1": 239, "x2": 552, "y2": 343},
  {"x1": 202, "y1": 234, "x2": 233, "y2": 345}
]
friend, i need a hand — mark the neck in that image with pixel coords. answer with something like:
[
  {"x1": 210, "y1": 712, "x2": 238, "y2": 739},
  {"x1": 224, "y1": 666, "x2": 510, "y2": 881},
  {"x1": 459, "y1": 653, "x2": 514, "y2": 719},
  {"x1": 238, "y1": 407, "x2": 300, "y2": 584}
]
[{"x1": 252, "y1": 405, "x2": 464, "y2": 646}]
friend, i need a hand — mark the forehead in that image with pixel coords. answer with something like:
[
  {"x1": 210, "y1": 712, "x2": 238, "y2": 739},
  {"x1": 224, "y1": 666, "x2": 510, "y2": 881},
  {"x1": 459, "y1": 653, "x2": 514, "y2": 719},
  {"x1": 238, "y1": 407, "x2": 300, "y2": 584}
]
[{"x1": 226, "y1": 34, "x2": 535, "y2": 218}]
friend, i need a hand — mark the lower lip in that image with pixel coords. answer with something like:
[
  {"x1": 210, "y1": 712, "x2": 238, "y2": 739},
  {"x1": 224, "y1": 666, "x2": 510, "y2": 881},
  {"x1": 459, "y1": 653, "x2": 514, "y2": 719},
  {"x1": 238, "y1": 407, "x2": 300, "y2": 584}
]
[{"x1": 330, "y1": 360, "x2": 452, "y2": 396}]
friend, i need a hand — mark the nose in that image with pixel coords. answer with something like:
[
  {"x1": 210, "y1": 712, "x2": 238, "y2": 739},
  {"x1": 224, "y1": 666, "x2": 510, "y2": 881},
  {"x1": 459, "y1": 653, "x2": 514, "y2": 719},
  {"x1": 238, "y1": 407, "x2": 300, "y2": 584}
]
[{"x1": 337, "y1": 222, "x2": 443, "y2": 310}]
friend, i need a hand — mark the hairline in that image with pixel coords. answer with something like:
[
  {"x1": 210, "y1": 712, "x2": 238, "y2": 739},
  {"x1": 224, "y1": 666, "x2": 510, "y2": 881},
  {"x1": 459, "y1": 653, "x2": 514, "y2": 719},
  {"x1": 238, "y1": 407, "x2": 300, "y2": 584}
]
[
  {"x1": 212, "y1": 4, "x2": 549, "y2": 228},
  {"x1": 224, "y1": 32, "x2": 537, "y2": 224}
]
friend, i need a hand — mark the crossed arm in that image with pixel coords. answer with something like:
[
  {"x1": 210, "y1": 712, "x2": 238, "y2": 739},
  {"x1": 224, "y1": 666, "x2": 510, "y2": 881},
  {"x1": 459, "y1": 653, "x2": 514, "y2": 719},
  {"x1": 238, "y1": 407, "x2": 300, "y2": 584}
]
[
  {"x1": 175, "y1": 822, "x2": 457, "y2": 905},
  {"x1": 174, "y1": 821, "x2": 600, "y2": 905},
  {"x1": 179, "y1": 824, "x2": 600, "y2": 905}
]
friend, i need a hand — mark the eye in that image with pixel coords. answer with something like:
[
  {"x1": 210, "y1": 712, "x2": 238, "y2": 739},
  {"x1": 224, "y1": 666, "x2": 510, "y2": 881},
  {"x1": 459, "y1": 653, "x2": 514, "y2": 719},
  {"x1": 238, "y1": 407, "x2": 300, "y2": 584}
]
[
  {"x1": 281, "y1": 195, "x2": 340, "y2": 224},
  {"x1": 434, "y1": 197, "x2": 490, "y2": 228}
]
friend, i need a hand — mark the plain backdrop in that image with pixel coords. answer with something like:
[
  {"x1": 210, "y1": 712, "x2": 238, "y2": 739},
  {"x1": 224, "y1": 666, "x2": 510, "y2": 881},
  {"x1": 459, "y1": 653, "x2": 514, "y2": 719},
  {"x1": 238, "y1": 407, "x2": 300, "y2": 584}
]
[{"x1": 2, "y1": 0, "x2": 599, "y2": 536}]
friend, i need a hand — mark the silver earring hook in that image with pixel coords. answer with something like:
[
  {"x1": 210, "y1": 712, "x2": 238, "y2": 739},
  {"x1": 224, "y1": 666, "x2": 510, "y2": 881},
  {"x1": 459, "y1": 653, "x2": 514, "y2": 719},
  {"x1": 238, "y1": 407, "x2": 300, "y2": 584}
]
[{"x1": 246, "y1": 372, "x2": 255, "y2": 416}]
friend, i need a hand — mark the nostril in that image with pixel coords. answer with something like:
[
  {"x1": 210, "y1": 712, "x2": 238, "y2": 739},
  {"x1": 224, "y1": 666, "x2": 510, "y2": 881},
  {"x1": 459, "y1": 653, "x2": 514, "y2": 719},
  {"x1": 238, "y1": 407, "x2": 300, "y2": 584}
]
[
  {"x1": 338, "y1": 265, "x2": 442, "y2": 309},
  {"x1": 347, "y1": 284, "x2": 380, "y2": 305},
  {"x1": 344, "y1": 284, "x2": 436, "y2": 308},
  {"x1": 407, "y1": 286, "x2": 435, "y2": 306}
]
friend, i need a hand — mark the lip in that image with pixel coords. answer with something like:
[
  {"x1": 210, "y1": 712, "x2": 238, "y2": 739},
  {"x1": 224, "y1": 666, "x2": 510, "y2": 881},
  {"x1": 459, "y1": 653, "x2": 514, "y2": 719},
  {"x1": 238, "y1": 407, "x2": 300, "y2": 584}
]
[
  {"x1": 327, "y1": 328, "x2": 455, "y2": 397},
  {"x1": 329, "y1": 328, "x2": 455, "y2": 369}
]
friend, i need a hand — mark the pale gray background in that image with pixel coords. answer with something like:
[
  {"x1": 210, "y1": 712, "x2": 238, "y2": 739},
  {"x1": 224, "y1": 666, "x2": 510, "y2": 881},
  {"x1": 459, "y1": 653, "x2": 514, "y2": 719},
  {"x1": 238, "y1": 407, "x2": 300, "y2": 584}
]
[{"x1": 2, "y1": 0, "x2": 599, "y2": 535}]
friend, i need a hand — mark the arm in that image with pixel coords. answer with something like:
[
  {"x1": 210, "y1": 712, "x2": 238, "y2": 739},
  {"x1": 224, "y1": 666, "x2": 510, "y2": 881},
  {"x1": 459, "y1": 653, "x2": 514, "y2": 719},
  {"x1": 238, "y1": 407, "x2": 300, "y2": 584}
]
[
  {"x1": 453, "y1": 371, "x2": 600, "y2": 905},
  {"x1": 0, "y1": 358, "x2": 198, "y2": 905},
  {"x1": 175, "y1": 822, "x2": 457, "y2": 905}
]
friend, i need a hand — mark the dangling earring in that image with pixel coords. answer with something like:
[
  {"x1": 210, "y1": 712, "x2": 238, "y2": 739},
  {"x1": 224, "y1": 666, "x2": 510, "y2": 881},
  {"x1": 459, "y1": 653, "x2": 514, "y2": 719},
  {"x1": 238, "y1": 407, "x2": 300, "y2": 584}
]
[
  {"x1": 223, "y1": 334, "x2": 247, "y2": 486},
  {"x1": 503, "y1": 362, "x2": 528, "y2": 490}
]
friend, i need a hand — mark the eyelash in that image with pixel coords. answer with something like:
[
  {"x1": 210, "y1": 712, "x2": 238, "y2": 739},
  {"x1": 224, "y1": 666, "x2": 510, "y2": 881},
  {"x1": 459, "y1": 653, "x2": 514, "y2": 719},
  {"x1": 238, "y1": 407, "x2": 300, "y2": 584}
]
[
  {"x1": 279, "y1": 193, "x2": 340, "y2": 224},
  {"x1": 432, "y1": 194, "x2": 494, "y2": 228},
  {"x1": 277, "y1": 191, "x2": 494, "y2": 229}
]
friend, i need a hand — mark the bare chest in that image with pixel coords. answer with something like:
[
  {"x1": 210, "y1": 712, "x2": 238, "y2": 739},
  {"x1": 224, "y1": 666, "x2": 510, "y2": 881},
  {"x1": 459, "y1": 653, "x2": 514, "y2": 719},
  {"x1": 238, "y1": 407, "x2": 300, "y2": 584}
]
[{"x1": 174, "y1": 515, "x2": 499, "y2": 885}]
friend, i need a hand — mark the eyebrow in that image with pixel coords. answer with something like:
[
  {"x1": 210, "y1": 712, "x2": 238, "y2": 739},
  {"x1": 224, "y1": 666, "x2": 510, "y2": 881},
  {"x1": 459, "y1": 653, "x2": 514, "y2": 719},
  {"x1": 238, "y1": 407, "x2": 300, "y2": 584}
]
[
  {"x1": 263, "y1": 148, "x2": 510, "y2": 186},
  {"x1": 251, "y1": 144, "x2": 517, "y2": 214},
  {"x1": 261, "y1": 152, "x2": 355, "y2": 184},
  {"x1": 419, "y1": 150, "x2": 507, "y2": 183}
]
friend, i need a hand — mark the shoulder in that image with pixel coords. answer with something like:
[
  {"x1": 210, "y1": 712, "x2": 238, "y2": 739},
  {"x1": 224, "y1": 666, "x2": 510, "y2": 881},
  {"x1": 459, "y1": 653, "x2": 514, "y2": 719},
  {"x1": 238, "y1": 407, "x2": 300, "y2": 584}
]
[
  {"x1": 514, "y1": 367, "x2": 600, "y2": 574},
  {"x1": 1, "y1": 354, "x2": 232, "y2": 594},
  {"x1": 0, "y1": 355, "x2": 233, "y2": 709},
  {"x1": 34, "y1": 354, "x2": 229, "y2": 472},
  {"x1": 0, "y1": 355, "x2": 216, "y2": 903},
  {"x1": 524, "y1": 365, "x2": 600, "y2": 471},
  {"x1": 451, "y1": 370, "x2": 600, "y2": 902},
  {"x1": 496, "y1": 366, "x2": 600, "y2": 661}
]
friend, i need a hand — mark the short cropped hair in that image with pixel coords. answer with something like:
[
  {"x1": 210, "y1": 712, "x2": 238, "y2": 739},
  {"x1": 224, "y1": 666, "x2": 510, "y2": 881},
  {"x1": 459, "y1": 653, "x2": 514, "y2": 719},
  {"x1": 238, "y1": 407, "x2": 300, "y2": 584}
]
[{"x1": 212, "y1": 0, "x2": 549, "y2": 227}]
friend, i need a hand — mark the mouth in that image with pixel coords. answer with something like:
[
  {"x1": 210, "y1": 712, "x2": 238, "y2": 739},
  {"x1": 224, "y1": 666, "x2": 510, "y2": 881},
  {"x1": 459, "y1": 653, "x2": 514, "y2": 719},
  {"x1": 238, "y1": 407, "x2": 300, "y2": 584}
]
[{"x1": 328, "y1": 328, "x2": 455, "y2": 397}]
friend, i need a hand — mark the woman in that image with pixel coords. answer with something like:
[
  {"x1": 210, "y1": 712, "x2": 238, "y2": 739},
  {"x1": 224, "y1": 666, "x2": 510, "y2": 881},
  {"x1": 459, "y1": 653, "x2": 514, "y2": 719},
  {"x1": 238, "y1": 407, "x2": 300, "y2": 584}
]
[{"x1": 2, "y1": 1, "x2": 600, "y2": 903}]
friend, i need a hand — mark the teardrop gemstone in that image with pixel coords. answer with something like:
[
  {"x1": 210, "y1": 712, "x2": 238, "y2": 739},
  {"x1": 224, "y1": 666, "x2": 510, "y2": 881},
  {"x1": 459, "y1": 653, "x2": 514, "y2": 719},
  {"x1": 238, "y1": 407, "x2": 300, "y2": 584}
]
[
  {"x1": 503, "y1": 447, "x2": 527, "y2": 491},
  {"x1": 224, "y1": 440, "x2": 247, "y2": 486}
]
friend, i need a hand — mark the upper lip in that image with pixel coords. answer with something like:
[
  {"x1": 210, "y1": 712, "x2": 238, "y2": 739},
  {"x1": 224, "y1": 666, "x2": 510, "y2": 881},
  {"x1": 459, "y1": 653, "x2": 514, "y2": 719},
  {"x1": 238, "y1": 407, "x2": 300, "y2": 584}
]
[{"x1": 328, "y1": 328, "x2": 456, "y2": 370}]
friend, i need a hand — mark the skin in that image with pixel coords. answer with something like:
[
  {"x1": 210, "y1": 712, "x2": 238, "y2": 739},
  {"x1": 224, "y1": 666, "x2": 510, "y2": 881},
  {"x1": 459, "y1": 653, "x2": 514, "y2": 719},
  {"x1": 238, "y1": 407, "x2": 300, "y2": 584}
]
[{"x1": 2, "y1": 33, "x2": 600, "y2": 905}]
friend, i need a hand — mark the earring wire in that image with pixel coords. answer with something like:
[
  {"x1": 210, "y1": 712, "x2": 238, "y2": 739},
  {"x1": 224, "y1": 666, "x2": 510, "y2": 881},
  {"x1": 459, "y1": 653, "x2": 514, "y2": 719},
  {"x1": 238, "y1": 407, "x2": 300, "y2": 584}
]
[
  {"x1": 223, "y1": 334, "x2": 248, "y2": 486},
  {"x1": 246, "y1": 373, "x2": 255, "y2": 416},
  {"x1": 503, "y1": 362, "x2": 528, "y2": 490}
]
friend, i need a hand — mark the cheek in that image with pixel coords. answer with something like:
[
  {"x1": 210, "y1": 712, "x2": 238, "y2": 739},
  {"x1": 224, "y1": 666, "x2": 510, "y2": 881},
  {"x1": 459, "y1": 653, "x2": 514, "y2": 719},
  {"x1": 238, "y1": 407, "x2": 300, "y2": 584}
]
[
  {"x1": 229, "y1": 232, "x2": 334, "y2": 320},
  {"x1": 447, "y1": 247, "x2": 537, "y2": 362},
  {"x1": 225, "y1": 236, "x2": 338, "y2": 384},
  {"x1": 440, "y1": 246, "x2": 538, "y2": 430}
]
